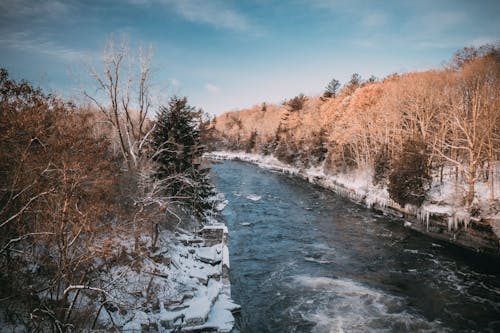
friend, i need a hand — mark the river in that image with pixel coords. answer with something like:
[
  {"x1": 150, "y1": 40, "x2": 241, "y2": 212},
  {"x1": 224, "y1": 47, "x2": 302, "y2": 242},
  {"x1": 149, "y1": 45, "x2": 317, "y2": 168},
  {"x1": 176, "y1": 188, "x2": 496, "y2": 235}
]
[{"x1": 210, "y1": 160, "x2": 500, "y2": 333}]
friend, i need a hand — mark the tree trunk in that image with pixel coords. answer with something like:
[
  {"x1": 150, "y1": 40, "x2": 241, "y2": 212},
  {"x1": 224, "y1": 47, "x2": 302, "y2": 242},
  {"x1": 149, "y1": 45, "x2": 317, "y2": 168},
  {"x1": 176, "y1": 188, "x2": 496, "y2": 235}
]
[
  {"x1": 466, "y1": 160, "x2": 476, "y2": 207},
  {"x1": 490, "y1": 160, "x2": 495, "y2": 200}
]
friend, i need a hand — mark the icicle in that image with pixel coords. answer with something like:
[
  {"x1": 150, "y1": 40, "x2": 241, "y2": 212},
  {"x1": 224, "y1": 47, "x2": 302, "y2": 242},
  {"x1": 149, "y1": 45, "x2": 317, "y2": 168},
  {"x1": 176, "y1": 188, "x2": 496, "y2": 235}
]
[
  {"x1": 447, "y1": 216, "x2": 453, "y2": 232},
  {"x1": 426, "y1": 210, "x2": 430, "y2": 232}
]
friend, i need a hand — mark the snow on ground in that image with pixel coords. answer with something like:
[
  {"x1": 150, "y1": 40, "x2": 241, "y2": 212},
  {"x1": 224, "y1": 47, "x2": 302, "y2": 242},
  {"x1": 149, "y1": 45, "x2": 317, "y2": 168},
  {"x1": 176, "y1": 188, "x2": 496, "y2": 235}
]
[
  {"x1": 82, "y1": 223, "x2": 239, "y2": 332},
  {"x1": 206, "y1": 151, "x2": 500, "y2": 238}
]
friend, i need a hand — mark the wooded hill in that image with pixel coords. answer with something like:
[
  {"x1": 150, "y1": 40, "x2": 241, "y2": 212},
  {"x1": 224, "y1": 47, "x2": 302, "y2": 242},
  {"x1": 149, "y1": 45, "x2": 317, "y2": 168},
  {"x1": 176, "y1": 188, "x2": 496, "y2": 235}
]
[{"x1": 212, "y1": 45, "x2": 500, "y2": 214}]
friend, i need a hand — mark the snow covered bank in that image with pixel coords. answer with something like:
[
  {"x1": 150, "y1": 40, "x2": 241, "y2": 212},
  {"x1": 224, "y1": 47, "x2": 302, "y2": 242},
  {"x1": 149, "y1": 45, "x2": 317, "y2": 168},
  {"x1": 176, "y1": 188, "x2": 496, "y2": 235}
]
[
  {"x1": 97, "y1": 223, "x2": 239, "y2": 332},
  {"x1": 206, "y1": 151, "x2": 500, "y2": 255},
  {"x1": 0, "y1": 223, "x2": 239, "y2": 332}
]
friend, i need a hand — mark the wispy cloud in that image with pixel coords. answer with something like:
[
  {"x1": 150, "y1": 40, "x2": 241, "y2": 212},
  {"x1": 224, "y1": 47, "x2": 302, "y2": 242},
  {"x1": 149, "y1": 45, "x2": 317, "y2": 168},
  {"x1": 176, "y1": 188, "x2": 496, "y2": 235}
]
[
  {"x1": 0, "y1": 0, "x2": 72, "y2": 19},
  {"x1": 0, "y1": 31, "x2": 96, "y2": 62},
  {"x1": 205, "y1": 83, "x2": 220, "y2": 94},
  {"x1": 130, "y1": 0, "x2": 257, "y2": 32}
]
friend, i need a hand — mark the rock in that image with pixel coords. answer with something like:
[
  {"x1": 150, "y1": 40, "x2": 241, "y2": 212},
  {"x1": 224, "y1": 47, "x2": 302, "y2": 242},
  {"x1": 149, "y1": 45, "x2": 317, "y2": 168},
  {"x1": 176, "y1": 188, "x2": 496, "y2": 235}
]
[
  {"x1": 196, "y1": 245, "x2": 222, "y2": 265},
  {"x1": 490, "y1": 218, "x2": 500, "y2": 240}
]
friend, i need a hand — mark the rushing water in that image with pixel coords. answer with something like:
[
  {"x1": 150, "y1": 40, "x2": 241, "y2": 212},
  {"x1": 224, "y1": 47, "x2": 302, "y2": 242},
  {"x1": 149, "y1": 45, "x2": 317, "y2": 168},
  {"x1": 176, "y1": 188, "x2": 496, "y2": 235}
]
[{"x1": 210, "y1": 160, "x2": 500, "y2": 333}]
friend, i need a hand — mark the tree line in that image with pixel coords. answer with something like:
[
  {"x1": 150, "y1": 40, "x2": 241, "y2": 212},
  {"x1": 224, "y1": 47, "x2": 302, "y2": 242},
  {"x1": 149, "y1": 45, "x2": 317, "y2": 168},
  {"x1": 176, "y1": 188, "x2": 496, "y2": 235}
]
[{"x1": 212, "y1": 44, "x2": 500, "y2": 211}]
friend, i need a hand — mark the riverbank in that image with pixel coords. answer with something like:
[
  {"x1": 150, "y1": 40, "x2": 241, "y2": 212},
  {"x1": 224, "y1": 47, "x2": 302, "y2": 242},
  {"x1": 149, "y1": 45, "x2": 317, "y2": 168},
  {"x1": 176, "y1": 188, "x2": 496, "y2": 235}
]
[
  {"x1": 0, "y1": 220, "x2": 240, "y2": 332},
  {"x1": 206, "y1": 151, "x2": 500, "y2": 256},
  {"x1": 95, "y1": 221, "x2": 239, "y2": 332}
]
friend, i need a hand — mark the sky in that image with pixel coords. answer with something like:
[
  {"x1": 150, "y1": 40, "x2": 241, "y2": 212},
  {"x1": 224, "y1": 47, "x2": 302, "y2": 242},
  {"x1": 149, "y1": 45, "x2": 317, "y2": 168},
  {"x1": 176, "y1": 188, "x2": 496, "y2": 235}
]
[{"x1": 0, "y1": 0, "x2": 499, "y2": 115}]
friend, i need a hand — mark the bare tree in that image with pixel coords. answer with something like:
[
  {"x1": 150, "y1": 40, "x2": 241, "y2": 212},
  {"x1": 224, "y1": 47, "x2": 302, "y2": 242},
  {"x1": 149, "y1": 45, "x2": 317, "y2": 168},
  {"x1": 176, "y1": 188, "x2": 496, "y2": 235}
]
[
  {"x1": 85, "y1": 36, "x2": 154, "y2": 169},
  {"x1": 434, "y1": 52, "x2": 500, "y2": 206}
]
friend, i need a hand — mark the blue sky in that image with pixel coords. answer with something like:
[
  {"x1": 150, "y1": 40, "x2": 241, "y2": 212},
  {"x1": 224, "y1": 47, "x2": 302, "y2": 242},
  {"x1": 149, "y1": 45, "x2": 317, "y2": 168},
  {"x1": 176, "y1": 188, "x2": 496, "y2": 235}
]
[{"x1": 0, "y1": 0, "x2": 498, "y2": 115}]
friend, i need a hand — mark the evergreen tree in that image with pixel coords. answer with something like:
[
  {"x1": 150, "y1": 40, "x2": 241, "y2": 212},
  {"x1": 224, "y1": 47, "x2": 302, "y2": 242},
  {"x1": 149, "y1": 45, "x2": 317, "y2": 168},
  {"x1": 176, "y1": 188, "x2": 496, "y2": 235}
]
[
  {"x1": 245, "y1": 129, "x2": 258, "y2": 153},
  {"x1": 323, "y1": 78, "x2": 340, "y2": 99},
  {"x1": 152, "y1": 96, "x2": 213, "y2": 216},
  {"x1": 388, "y1": 139, "x2": 430, "y2": 207},
  {"x1": 309, "y1": 128, "x2": 329, "y2": 165}
]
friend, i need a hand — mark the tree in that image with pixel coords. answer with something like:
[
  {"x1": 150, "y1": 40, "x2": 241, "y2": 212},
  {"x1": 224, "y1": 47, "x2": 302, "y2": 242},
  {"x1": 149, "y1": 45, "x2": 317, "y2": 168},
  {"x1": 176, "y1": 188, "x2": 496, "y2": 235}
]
[
  {"x1": 323, "y1": 78, "x2": 340, "y2": 99},
  {"x1": 388, "y1": 138, "x2": 431, "y2": 207},
  {"x1": 349, "y1": 73, "x2": 362, "y2": 85},
  {"x1": 151, "y1": 96, "x2": 213, "y2": 216},
  {"x1": 344, "y1": 73, "x2": 363, "y2": 94},
  {"x1": 245, "y1": 129, "x2": 258, "y2": 153},
  {"x1": 308, "y1": 128, "x2": 329, "y2": 165},
  {"x1": 286, "y1": 93, "x2": 307, "y2": 111},
  {"x1": 373, "y1": 144, "x2": 391, "y2": 185},
  {"x1": 436, "y1": 49, "x2": 500, "y2": 206},
  {"x1": 85, "y1": 36, "x2": 154, "y2": 169}
]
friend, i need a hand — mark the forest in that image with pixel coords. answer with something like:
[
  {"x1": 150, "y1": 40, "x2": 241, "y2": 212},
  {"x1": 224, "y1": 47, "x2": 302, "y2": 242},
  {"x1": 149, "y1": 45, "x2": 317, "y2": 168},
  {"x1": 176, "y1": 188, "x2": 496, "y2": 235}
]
[
  {"x1": 211, "y1": 45, "x2": 500, "y2": 223},
  {"x1": 0, "y1": 40, "x2": 218, "y2": 331}
]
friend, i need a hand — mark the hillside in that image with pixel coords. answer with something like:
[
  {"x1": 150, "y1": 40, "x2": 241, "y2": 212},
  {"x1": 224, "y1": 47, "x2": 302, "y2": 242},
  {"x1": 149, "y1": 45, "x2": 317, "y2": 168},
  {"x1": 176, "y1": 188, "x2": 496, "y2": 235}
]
[{"x1": 211, "y1": 45, "x2": 500, "y2": 253}]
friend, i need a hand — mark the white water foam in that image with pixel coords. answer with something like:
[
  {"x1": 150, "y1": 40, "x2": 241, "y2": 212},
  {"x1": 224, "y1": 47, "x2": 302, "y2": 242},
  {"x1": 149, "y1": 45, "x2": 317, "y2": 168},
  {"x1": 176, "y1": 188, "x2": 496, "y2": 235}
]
[
  {"x1": 246, "y1": 194, "x2": 262, "y2": 201},
  {"x1": 289, "y1": 275, "x2": 444, "y2": 333},
  {"x1": 303, "y1": 257, "x2": 334, "y2": 264}
]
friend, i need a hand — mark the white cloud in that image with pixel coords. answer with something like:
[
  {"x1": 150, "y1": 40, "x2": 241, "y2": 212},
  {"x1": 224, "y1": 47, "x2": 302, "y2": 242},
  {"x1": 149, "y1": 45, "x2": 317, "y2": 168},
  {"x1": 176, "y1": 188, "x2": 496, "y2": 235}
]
[
  {"x1": 130, "y1": 0, "x2": 256, "y2": 32},
  {"x1": 205, "y1": 83, "x2": 220, "y2": 94}
]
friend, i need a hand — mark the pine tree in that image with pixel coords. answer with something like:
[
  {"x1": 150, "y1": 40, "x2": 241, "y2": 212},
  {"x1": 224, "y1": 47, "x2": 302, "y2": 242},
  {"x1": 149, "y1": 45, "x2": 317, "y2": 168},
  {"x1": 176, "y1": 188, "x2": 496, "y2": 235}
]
[
  {"x1": 388, "y1": 139, "x2": 430, "y2": 207},
  {"x1": 152, "y1": 96, "x2": 213, "y2": 216},
  {"x1": 323, "y1": 78, "x2": 340, "y2": 99},
  {"x1": 245, "y1": 129, "x2": 258, "y2": 153}
]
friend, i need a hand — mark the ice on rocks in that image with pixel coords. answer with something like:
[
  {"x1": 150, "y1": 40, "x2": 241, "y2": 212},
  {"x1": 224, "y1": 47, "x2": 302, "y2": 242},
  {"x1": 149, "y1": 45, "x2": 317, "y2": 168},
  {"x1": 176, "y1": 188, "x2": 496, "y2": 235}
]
[
  {"x1": 216, "y1": 199, "x2": 229, "y2": 211},
  {"x1": 87, "y1": 222, "x2": 238, "y2": 332},
  {"x1": 197, "y1": 244, "x2": 223, "y2": 265}
]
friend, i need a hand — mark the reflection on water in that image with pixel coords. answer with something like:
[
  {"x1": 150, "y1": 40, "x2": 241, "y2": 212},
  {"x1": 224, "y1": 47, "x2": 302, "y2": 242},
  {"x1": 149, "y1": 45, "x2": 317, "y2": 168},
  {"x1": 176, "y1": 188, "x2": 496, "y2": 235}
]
[{"x1": 210, "y1": 160, "x2": 500, "y2": 333}]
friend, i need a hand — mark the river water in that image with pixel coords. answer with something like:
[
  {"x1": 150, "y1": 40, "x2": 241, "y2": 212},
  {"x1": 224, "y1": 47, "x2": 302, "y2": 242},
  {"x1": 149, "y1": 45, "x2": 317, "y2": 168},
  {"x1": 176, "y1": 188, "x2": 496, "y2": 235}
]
[{"x1": 210, "y1": 160, "x2": 500, "y2": 333}]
